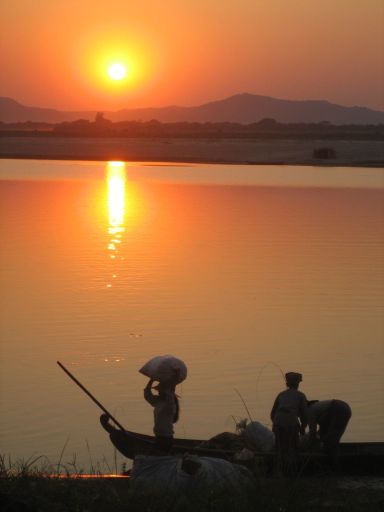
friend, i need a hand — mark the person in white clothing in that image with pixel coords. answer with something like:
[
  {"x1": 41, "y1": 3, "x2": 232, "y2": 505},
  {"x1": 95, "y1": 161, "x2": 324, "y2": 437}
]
[{"x1": 144, "y1": 378, "x2": 179, "y2": 453}]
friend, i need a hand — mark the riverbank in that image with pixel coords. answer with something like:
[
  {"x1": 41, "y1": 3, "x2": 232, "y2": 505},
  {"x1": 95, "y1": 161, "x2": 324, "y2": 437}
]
[
  {"x1": 0, "y1": 136, "x2": 383, "y2": 166},
  {"x1": 1, "y1": 474, "x2": 383, "y2": 512}
]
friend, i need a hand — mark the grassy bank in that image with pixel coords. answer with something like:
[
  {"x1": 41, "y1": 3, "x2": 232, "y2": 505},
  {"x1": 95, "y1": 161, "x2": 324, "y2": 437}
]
[
  {"x1": 1, "y1": 136, "x2": 383, "y2": 167},
  {"x1": 2, "y1": 474, "x2": 384, "y2": 512},
  {"x1": 1, "y1": 458, "x2": 383, "y2": 512}
]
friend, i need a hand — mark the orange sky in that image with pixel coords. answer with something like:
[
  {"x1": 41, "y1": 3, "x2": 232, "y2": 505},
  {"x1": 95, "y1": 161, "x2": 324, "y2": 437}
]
[{"x1": 0, "y1": 0, "x2": 383, "y2": 111}]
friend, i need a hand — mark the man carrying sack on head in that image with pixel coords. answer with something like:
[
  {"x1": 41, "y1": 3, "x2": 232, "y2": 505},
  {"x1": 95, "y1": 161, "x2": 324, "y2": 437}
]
[{"x1": 140, "y1": 355, "x2": 186, "y2": 453}]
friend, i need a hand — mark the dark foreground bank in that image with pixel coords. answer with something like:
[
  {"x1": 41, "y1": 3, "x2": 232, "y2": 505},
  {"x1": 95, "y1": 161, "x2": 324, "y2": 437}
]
[
  {"x1": 1, "y1": 475, "x2": 384, "y2": 512},
  {"x1": 0, "y1": 136, "x2": 383, "y2": 166}
]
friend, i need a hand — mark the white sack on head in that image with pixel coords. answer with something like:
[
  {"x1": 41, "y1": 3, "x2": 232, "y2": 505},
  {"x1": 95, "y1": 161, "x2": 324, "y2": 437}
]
[{"x1": 139, "y1": 355, "x2": 187, "y2": 383}]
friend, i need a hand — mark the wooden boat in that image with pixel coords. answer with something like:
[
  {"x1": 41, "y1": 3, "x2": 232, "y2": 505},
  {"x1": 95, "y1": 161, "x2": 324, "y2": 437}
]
[{"x1": 100, "y1": 415, "x2": 384, "y2": 475}]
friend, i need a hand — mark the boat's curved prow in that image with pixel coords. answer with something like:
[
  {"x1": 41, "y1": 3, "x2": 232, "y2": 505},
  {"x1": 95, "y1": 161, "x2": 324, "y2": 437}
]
[
  {"x1": 99, "y1": 414, "x2": 156, "y2": 459},
  {"x1": 100, "y1": 413, "x2": 116, "y2": 434}
]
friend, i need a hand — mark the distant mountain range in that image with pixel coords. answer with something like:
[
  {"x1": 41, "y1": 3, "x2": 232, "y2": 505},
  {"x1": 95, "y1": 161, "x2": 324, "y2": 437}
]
[{"x1": 1, "y1": 94, "x2": 384, "y2": 125}]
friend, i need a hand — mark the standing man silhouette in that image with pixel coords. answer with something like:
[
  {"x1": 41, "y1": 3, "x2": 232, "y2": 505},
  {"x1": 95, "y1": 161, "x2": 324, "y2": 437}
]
[{"x1": 271, "y1": 372, "x2": 308, "y2": 475}]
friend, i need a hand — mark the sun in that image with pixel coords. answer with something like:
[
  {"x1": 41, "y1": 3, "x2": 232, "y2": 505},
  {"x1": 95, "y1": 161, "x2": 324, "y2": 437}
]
[{"x1": 107, "y1": 63, "x2": 127, "y2": 81}]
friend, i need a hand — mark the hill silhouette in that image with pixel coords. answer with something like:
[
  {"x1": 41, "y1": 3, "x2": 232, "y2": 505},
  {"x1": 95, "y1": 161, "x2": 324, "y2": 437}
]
[
  {"x1": 1, "y1": 94, "x2": 383, "y2": 125},
  {"x1": 0, "y1": 98, "x2": 94, "y2": 124}
]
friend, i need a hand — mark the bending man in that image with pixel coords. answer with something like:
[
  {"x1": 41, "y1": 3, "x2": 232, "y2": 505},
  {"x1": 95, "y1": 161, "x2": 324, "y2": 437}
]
[{"x1": 308, "y1": 399, "x2": 352, "y2": 466}]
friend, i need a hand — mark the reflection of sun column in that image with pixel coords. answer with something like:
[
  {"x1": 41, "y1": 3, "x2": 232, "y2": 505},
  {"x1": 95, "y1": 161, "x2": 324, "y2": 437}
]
[{"x1": 106, "y1": 161, "x2": 126, "y2": 287}]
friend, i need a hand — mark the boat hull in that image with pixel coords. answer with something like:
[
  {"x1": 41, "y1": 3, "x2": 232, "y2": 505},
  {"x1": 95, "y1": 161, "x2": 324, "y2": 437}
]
[{"x1": 100, "y1": 416, "x2": 384, "y2": 475}]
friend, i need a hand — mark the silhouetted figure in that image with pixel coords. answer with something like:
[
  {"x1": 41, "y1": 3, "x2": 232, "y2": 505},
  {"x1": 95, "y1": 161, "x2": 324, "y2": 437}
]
[
  {"x1": 308, "y1": 399, "x2": 352, "y2": 469},
  {"x1": 144, "y1": 378, "x2": 179, "y2": 453},
  {"x1": 271, "y1": 372, "x2": 308, "y2": 475}
]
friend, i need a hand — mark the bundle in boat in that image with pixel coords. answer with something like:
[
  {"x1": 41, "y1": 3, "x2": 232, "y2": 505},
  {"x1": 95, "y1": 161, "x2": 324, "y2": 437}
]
[
  {"x1": 139, "y1": 355, "x2": 187, "y2": 384},
  {"x1": 239, "y1": 420, "x2": 275, "y2": 453}
]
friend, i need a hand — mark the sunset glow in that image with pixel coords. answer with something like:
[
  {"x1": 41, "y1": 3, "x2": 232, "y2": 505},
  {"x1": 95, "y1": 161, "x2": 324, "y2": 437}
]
[
  {"x1": 107, "y1": 63, "x2": 127, "y2": 81},
  {"x1": 2, "y1": 1, "x2": 382, "y2": 111},
  {"x1": 68, "y1": 27, "x2": 156, "y2": 107}
]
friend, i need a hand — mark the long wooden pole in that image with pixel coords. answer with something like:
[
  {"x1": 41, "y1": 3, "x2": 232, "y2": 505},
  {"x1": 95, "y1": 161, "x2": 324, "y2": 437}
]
[{"x1": 57, "y1": 361, "x2": 126, "y2": 432}]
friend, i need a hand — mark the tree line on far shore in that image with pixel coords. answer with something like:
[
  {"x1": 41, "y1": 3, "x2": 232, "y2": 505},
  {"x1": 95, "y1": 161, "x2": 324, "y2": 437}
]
[{"x1": 1, "y1": 112, "x2": 383, "y2": 140}]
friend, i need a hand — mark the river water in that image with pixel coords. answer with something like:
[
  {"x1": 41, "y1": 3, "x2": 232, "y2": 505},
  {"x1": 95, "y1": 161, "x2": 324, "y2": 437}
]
[{"x1": 0, "y1": 160, "x2": 383, "y2": 472}]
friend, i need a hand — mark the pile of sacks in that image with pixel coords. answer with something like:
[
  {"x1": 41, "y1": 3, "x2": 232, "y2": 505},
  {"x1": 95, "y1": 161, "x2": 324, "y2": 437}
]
[
  {"x1": 198, "y1": 421, "x2": 275, "y2": 454},
  {"x1": 131, "y1": 454, "x2": 255, "y2": 512}
]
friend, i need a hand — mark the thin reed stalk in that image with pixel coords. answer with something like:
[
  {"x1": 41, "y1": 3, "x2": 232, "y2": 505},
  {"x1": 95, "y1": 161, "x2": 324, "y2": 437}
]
[
  {"x1": 56, "y1": 436, "x2": 70, "y2": 476},
  {"x1": 234, "y1": 387, "x2": 253, "y2": 422}
]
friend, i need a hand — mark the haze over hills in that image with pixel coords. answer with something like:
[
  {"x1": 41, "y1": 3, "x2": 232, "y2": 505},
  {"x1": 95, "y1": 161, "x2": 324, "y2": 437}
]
[
  {"x1": 0, "y1": 98, "x2": 95, "y2": 124},
  {"x1": 1, "y1": 94, "x2": 384, "y2": 125}
]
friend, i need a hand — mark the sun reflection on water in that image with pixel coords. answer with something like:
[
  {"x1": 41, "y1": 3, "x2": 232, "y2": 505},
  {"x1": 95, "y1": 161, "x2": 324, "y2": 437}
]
[
  {"x1": 106, "y1": 161, "x2": 126, "y2": 287},
  {"x1": 108, "y1": 161, "x2": 126, "y2": 228}
]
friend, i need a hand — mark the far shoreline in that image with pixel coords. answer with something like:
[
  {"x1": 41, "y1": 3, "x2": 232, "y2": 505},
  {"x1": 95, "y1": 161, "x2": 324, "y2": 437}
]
[
  {"x1": 0, "y1": 136, "x2": 383, "y2": 167},
  {"x1": 1, "y1": 154, "x2": 383, "y2": 168}
]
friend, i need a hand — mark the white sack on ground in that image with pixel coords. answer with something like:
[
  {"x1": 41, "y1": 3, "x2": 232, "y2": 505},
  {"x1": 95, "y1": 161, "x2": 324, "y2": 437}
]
[
  {"x1": 139, "y1": 355, "x2": 187, "y2": 383},
  {"x1": 131, "y1": 454, "x2": 255, "y2": 511},
  {"x1": 241, "y1": 421, "x2": 275, "y2": 452}
]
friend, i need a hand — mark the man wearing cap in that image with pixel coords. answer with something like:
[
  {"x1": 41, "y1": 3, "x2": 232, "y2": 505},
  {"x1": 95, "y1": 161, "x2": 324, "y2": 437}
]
[
  {"x1": 270, "y1": 372, "x2": 308, "y2": 475},
  {"x1": 307, "y1": 399, "x2": 351, "y2": 467}
]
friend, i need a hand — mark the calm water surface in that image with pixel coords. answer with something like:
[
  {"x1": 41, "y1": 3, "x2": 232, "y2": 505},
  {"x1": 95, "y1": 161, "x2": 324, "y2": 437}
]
[{"x1": 0, "y1": 160, "x2": 383, "y2": 471}]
